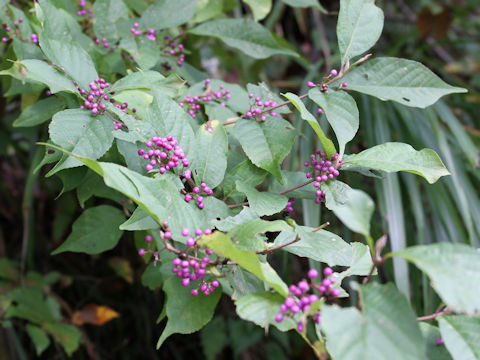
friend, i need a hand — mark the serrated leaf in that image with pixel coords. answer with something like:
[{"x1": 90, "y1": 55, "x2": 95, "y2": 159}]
[
  {"x1": 13, "y1": 97, "x2": 65, "y2": 127},
  {"x1": 191, "y1": 120, "x2": 228, "y2": 188},
  {"x1": 92, "y1": 0, "x2": 129, "y2": 42},
  {"x1": 51, "y1": 154, "x2": 209, "y2": 239},
  {"x1": 52, "y1": 205, "x2": 124, "y2": 255},
  {"x1": 269, "y1": 170, "x2": 316, "y2": 199},
  {"x1": 48, "y1": 109, "x2": 114, "y2": 172},
  {"x1": 224, "y1": 160, "x2": 267, "y2": 201},
  {"x1": 157, "y1": 276, "x2": 221, "y2": 348},
  {"x1": 343, "y1": 142, "x2": 450, "y2": 184},
  {"x1": 308, "y1": 89, "x2": 359, "y2": 157},
  {"x1": 273, "y1": 226, "x2": 352, "y2": 266},
  {"x1": 141, "y1": 0, "x2": 198, "y2": 30},
  {"x1": 338, "y1": 58, "x2": 467, "y2": 108},
  {"x1": 323, "y1": 181, "x2": 374, "y2": 237},
  {"x1": 392, "y1": 243, "x2": 480, "y2": 313},
  {"x1": 198, "y1": 232, "x2": 288, "y2": 296},
  {"x1": 189, "y1": 19, "x2": 298, "y2": 59},
  {"x1": 438, "y1": 315, "x2": 480, "y2": 360},
  {"x1": 232, "y1": 118, "x2": 297, "y2": 181},
  {"x1": 322, "y1": 283, "x2": 425, "y2": 360},
  {"x1": 39, "y1": 38, "x2": 98, "y2": 92},
  {"x1": 0, "y1": 60, "x2": 77, "y2": 94},
  {"x1": 228, "y1": 219, "x2": 291, "y2": 252},
  {"x1": 235, "y1": 291, "x2": 296, "y2": 331},
  {"x1": 236, "y1": 181, "x2": 287, "y2": 217},
  {"x1": 337, "y1": 0, "x2": 384, "y2": 64},
  {"x1": 283, "y1": 92, "x2": 336, "y2": 156},
  {"x1": 144, "y1": 89, "x2": 195, "y2": 157}
]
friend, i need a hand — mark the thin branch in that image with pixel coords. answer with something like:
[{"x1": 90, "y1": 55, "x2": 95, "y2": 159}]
[
  {"x1": 257, "y1": 236, "x2": 300, "y2": 255},
  {"x1": 417, "y1": 307, "x2": 452, "y2": 322},
  {"x1": 227, "y1": 179, "x2": 315, "y2": 209},
  {"x1": 311, "y1": 221, "x2": 330, "y2": 232}
]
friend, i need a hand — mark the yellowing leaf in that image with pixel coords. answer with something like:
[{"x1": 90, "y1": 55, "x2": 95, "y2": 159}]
[{"x1": 72, "y1": 304, "x2": 119, "y2": 326}]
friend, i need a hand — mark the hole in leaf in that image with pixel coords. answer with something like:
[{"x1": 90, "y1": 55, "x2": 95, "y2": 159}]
[
  {"x1": 402, "y1": 97, "x2": 410, "y2": 102},
  {"x1": 363, "y1": 73, "x2": 369, "y2": 80},
  {"x1": 47, "y1": 150, "x2": 56, "y2": 154}
]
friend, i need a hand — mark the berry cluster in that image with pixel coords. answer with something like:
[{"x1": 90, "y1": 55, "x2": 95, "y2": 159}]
[
  {"x1": 170, "y1": 228, "x2": 220, "y2": 296},
  {"x1": 161, "y1": 34, "x2": 185, "y2": 68},
  {"x1": 179, "y1": 78, "x2": 230, "y2": 119},
  {"x1": 1, "y1": 17, "x2": 31, "y2": 43},
  {"x1": 130, "y1": 22, "x2": 158, "y2": 42},
  {"x1": 305, "y1": 69, "x2": 347, "y2": 93},
  {"x1": 76, "y1": 0, "x2": 92, "y2": 19},
  {"x1": 184, "y1": 181, "x2": 213, "y2": 209},
  {"x1": 286, "y1": 198, "x2": 294, "y2": 213},
  {"x1": 94, "y1": 37, "x2": 110, "y2": 48},
  {"x1": 275, "y1": 267, "x2": 339, "y2": 332},
  {"x1": 78, "y1": 78, "x2": 111, "y2": 115},
  {"x1": 244, "y1": 93, "x2": 281, "y2": 122},
  {"x1": 304, "y1": 151, "x2": 342, "y2": 204},
  {"x1": 137, "y1": 135, "x2": 189, "y2": 174}
]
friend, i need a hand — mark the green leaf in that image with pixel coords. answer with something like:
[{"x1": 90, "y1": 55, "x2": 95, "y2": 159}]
[
  {"x1": 273, "y1": 226, "x2": 353, "y2": 267},
  {"x1": 235, "y1": 291, "x2": 296, "y2": 331},
  {"x1": 141, "y1": 262, "x2": 164, "y2": 290},
  {"x1": 26, "y1": 324, "x2": 51, "y2": 356},
  {"x1": 236, "y1": 182, "x2": 287, "y2": 217},
  {"x1": 52, "y1": 205, "x2": 125, "y2": 255},
  {"x1": 338, "y1": 58, "x2": 467, "y2": 108},
  {"x1": 419, "y1": 323, "x2": 453, "y2": 360},
  {"x1": 37, "y1": 1, "x2": 92, "y2": 50},
  {"x1": 226, "y1": 266, "x2": 265, "y2": 300},
  {"x1": 51, "y1": 154, "x2": 209, "y2": 239},
  {"x1": 228, "y1": 219, "x2": 291, "y2": 252},
  {"x1": 141, "y1": 0, "x2": 198, "y2": 30},
  {"x1": 43, "y1": 323, "x2": 81, "y2": 356},
  {"x1": 322, "y1": 283, "x2": 425, "y2": 360},
  {"x1": 5, "y1": 288, "x2": 61, "y2": 324},
  {"x1": 224, "y1": 160, "x2": 267, "y2": 201},
  {"x1": 337, "y1": 0, "x2": 384, "y2": 65},
  {"x1": 308, "y1": 89, "x2": 359, "y2": 157},
  {"x1": 336, "y1": 242, "x2": 374, "y2": 280},
  {"x1": 48, "y1": 109, "x2": 114, "y2": 172},
  {"x1": 157, "y1": 276, "x2": 221, "y2": 348},
  {"x1": 281, "y1": 0, "x2": 327, "y2": 12},
  {"x1": 392, "y1": 243, "x2": 480, "y2": 313},
  {"x1": 191, "y1": 120, "x2": 228, "y2": 189},
  {"x1": 13, "y1": 97, "x2": 65, "y2": 127},
  {"x1": 323, "y1": 180, "x2": 374, "y2": 237},
  {"x1": 243, "y1": 0, "x2": 272, "y2": 21},
  {"x1": 283, "y1": 92, "x2": 336, "y2": 156},
  {"x1": 269, "y1": 171, "x2": 316, "y2": 200},
  {"x1": 145, "y1": 89, "x2": 195, "y2": 157},
  {"x1": 193, "y1": 0, "x2": 224, "y2": 23},
  {"x1": 0, "y1": 60, "x2": 77, "y2": 94},
  {"x1": 39, "y1": 38, "x2": 98, "y2": 91},
  {"x1": 213, "y1": 207, "x2": 259, "y2": 232},
  {"x1": 120, "y1": 207, "x2": 159, "y2": 231},
  {"x1": 232, "y1": 118, "x2": 297, "y2": 181},
  {"x1": 438, "y1": 315, "x2": 480, "y2": 360},
  {"x1": 343, "y1": 142, "x2": 450, "y2": 184},
  {"x1": 198, "y1": 232, "x2": 288, "y2": 296},
  {"x1": 92, "y1": 0, "x2": 129, "y2": 42},
  {"x1": 189, "y1": 19, "x2": 299, "y2": 59}
]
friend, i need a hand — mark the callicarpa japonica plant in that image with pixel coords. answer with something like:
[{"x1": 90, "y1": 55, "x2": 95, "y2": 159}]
[{"x1": 1, "y1": 0, "x2": 479, "y2": 359}]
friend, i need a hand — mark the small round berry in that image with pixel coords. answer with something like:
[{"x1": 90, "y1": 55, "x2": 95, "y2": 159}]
[
  {"x1": 145, "y1": 235, "x2": 153, "y2": 242},
  {"x1": 138, "y1": 248, "x2": 145, "y2": 256},
  {"x1": 211, "y1": 280, "x2": 219, "y2": 288},
  {"x1": 435, "y1": 338, "x2": 444, "y2": 346},
  {"x1": 275, "y1": 314, "x2": 283, "y2": 323},
  {"x1": 307, "y1": 81, "x2": 315, "y2": 88},
  {"x1": 332, "y1": 288, "x2": 341, "y2": 297},
  {"x1": 297, "y1": 321, "x2": 304, "y2": 332},
  {"x1": 308, "y1": 269, "x2": 318, "y2": 279},
  {"x1": 186, "y1": 238, "x2": 195, "y2": 247},
  {"x1": 182, "y1": 278, "x2": 190, "y2": 286},
  {"x1": 190, "y1": 289, "x2": 198, "y2": 296},
  {"x1": 182, "y1": 228, "x2": 189, "y2": 237},
  {"x1": 330, "y1": 69, "x2": 338, "y2": 76},
  {"x1": 164, "y1": 231, "x2": 172, "y2": 239},
  {"x1": 323, "y1": 267, "x2": 334, "y2": 276},
  {"x1": 298, "y1": 280, "x2": 309, "y2": 292}
]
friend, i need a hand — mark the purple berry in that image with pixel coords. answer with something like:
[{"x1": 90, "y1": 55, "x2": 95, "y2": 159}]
[
  {"x1": 145, "y1": 235, "x2": 153, "y2": 242},
  {"x1": 308, "y1": 269, "x2": 318, "y2": 279},
  {"x1": 275, "y1": 314, "x2": 283, "y2": 323},
  {"x1": 323, "y1": 267, "x2": 333, "y2": 276},
  {"x1": 138, "y1": 248, "x2": 145, "y2": 256}
]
